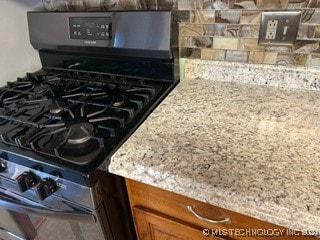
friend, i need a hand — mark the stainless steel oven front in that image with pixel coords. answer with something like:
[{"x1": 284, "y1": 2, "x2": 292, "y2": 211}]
[
  {"x1": 0, "y1": 155, "x2": 133, "y2": 240},
  {"x1": 0, "y1": 187, "x2": 110, "y2": 240}
]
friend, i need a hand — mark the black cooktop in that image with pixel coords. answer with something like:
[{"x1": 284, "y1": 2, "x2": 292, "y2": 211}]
[{"x1": 0, "y1": 67, "x2": 175, "y2": 185}]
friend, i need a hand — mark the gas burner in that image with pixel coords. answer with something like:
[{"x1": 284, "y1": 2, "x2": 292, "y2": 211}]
[
  {"x1": 56, "y1": 123, "x2": 98, "y2": 158},
  {"x1": 113, "y1": 100, "x2": 124, "y2": 107},
  {"x1": 49, "y1": 102, "x2": 63, "y2": 115},
  {"x1": 66, "y1": 123, "x2": 94, "y2": 145}
]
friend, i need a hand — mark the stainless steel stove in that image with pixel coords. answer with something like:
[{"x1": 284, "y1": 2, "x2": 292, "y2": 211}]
[{"x1": 0, "y1": 11, "x2": 179, "y2": 240}]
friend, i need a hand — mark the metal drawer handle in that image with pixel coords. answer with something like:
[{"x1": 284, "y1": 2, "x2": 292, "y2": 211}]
[{"x1": 187, "y1": 205, "x2": 231, "y2": 224}]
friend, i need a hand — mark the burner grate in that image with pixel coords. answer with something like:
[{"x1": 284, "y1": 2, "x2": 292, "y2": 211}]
[{"x1": 0, "y1": 68, "x2": 165, "y2": 165}]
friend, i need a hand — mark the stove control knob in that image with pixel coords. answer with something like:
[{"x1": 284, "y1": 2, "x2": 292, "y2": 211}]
[
  {"x1": 16, "y1": 172, "x2": 38, "y2": 192},
  {"x1": 0, "y1": 153, "x2": 8, "y2": 172},
  {"x1": 35, "y1": 178, "x2": 57, "y2": 200},
  {"x1": 0, "y1": 161, "x2": 7, "y2": 172}
]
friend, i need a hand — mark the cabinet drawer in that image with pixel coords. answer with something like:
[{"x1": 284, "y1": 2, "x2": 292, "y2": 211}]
[
  {"x1": 133, "y1": 206, "x2": 228, "y2": 240},
  {"x1": 126, "y1": 179, "x2": 316, "y2": 240}
]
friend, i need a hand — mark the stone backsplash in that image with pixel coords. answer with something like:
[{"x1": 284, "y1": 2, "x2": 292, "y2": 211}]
[
  {"x1": 177, "y1": 0, "x2": 320, "y2": 68},
  {"x1": 45, "y1": 0, "x2": 320, "y2": 68}
]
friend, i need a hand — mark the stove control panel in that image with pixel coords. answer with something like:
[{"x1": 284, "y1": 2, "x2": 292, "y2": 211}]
[
  {"x1": 69, "y1": 17, "x2": 112, "y2": 40},
  {"x1": 0, "y1": 157, "x2": 95, "y2": 207},
  {"x1": 16, "y1": 172, "x2": 57, "y2": 200}
]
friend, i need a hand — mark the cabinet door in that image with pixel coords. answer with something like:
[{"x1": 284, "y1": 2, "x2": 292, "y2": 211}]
[
  {"x1": 127, "y1": 179, "x2": 317, "y2": 240},
  {"x1": 133, "y1": 207, "x2": 230, "y2": 240}
]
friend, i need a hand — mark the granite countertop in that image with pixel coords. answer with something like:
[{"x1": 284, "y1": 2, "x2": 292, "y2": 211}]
[{"x1": 109, "y1": 73, "x2": 320, "y2": 232}]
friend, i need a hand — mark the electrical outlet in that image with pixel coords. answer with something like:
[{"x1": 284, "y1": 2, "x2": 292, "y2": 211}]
[
  {"x1": 265, "y1": 20, "x2": 278, "y2": 39},
  {"x1": 267, "y1": 20, "x2": 278, "y2": 29},
  {"x1": 266, "y1": 31, "x2": 276, "y2": 39},
  {"x1": 258, "y1": 11, "x2": 301, "y2": 46}
]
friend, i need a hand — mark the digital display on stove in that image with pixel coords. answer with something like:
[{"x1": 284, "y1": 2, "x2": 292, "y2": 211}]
[{"x1": 69, "y1": 17, "x2": 112, "y2": 40}]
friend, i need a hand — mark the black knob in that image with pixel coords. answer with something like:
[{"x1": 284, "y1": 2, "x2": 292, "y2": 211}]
[
  {"x1": 0, "y1": 161, "x2": 7, "y2": 172},
  {"x1": 0, "y1": 153, "x2": 8, "y2": 172},
  {"x1": 16, "y1": 172, "x2": 38, "y2": 192},
  {"x1": 35, "y1": 178, "x2": 57, "y2": 200}
]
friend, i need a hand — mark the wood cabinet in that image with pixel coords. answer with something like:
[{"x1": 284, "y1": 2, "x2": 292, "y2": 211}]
[
  {"x1": 133, "y1": 207, "x2": 225, "y2": 240},
  {"x1": 126, "y1": 179, "x2": 316, "y2": 240}
]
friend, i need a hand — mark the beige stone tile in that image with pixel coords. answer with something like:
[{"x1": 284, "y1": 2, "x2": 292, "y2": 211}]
[
  {"x1": 240, "y1": 25, "x2": 259, "y2": 38},
  {"x1": 100, "y1": 0, "x2": 118, "y2": 10},
  {"x1": 190, "y1": 10, "x2": 215, "y2": 23},
  {"x1": 118, "y1": 0, "x2": 139, "y2": 9},
  {"x1": 297, "y1": 24, "x2": 315, "y2": 39},
  {"x1": 177, "y1": 0, "x2": 201, "y2": 9},
  {"x1": 265, "y1": 45, "x2": 293, "y2": 53},
  {"x1": 315, "y1": 25, "x2": 320, "y2": 38},
  {"x1": 308, "y1": 10, "x2": 320, "y2": 24},
  {"x1": 201, "y1": 49, "x2": 226, "y2": 60},
  {"x1": 213, "y1": 37, "x2": 239, "y2": 49},
  {"x1": 287, "y1": 0, "x2": 309, "y2": 8},
  {"x1": 225, "y1": 50, "x2": 249, "y2": 62},
  {"x1": 301, "y1": 9, "x2": 320, "y2": 23},
  {"x1": 276, "y1": 53, "x2": 296, "y2": 65},
  {"x1": 280, "y1": 0, "x2": 289, "y2": 8},
  {"x1": 203, "y1": 23, "x2": 227, "y2": 37},
  {"x1": 239, "y1": 38, "x2": 265, "y2": 51},
  {"x1": 214, "y1": 23, "x2": 227, "y2": 36},
  {"x1": 240, "y1": 11, "x2": 261, "y2": 24},
  {"x1": 138, "y1": 0, "x2": 156, "y2": 9},
  {"x1": 226, "y1": 24, "x2": 241, "y2": 37},
  {"x1": 156, "y1": 0, "x2": 177, "y2": 9},
  {"x1": 215, "y1": 10, "x2": 242, "y2": 24},
  {"x1": 249, "y1": 51, "x2": 278, "y2": 64},
  {"x1": 179, "y1": 24, "x2": 204, "y2": 36},
  {"x1": 231, "y1": 0, "x2": 258, "y2": 9},
  {"x1": 180, "y1": 36, "x2": 192, "y2": 47},
  {"x1": 294, "y1": 40, "x2": 320, "y2": 53},
  {"x1": 203, "y1": 25, "x2": 215, "y2": 35},
  {"x1": 202, "y1": 0, "x2": 229, "y2": 9},
  {"x1": 309, "y1": 53, "x2": 320, "y2": 67},
  {"x1": 293, "y1": 54, "x2": 308, "y2": 66},
  {"x1": 173, "y1": 10, "x2": 190, "y2": 23},
  {"x1": 257, "y1": 0, "x2": 288, "y2": 9},
  {"x1": 191, "y1": 36, "x2": 213, "y2": 47},
  {"x1": 180, "y1": 47, "x2": 201, "y2": 58},
  {"x1": 307, "y1": 0, "x2": 320, "y2": 8}
]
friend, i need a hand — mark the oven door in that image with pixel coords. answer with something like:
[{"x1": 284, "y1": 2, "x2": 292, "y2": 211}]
[
  {"x1": 0, "y1": 188, "x2": 111, "y2": 240},
  {"x1": 0, "y1": 208, "x2": 36, "y2": 240}
]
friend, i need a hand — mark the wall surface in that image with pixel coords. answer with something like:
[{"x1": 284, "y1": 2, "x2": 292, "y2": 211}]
[{"x1": 0, "y1": 0, "x2": 42, "y2": 85}]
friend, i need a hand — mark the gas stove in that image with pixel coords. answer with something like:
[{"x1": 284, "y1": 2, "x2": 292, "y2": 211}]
[
  {"x1": 0, "y1": 10, "x2": 178, "y2": 240},
  {"x1": 0, "y1": 66, "x2": 173, "y2": 185}
]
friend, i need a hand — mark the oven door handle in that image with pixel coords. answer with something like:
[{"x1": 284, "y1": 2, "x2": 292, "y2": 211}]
[{"x1": 0, "y1": 191, "x2": 96, "y2": 223}]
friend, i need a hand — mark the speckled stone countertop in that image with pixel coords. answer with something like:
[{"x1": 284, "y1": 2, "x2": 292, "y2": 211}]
[{"x1": 109, "y1": 73, "x2": 320, "y2": 232}]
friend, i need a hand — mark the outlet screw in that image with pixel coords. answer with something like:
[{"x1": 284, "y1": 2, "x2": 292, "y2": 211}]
[{"x1": 286, "y1": 19, "x2": 290, "y2": 23}]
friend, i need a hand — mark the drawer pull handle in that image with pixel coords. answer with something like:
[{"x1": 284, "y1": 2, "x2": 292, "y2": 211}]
[{"x1": 187, "y1": 205, "x2": 231, "y2": 224}]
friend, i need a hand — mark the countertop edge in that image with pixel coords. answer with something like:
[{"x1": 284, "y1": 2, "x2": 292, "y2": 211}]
[{"x1": 109, "y1": 160, "x2": 320, "y2": 232}]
